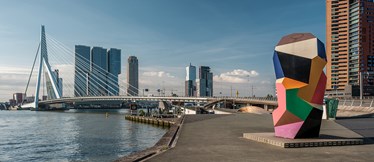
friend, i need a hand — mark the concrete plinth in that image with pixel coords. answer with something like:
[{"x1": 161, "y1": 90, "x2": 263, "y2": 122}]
[{"x1": 243, "y1": 132, "x2": 364, "y2": 148}]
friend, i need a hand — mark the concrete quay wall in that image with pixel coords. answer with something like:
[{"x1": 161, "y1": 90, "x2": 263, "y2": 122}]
[
  {"x1": 116, "y1": 116, "x2": 184, "y2": 162},
  {"x1": 338, "y1": 105, "x2": 374, "y2": 113},
  {"x1": 124, "y1": 115, "x2": 175, "y2": 127}
]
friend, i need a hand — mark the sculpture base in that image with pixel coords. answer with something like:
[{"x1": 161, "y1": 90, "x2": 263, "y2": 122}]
[{"x1": 243, "y1": 132, "x2": 363, "y2": 148}]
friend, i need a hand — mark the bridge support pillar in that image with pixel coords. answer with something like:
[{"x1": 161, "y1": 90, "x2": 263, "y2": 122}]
[{"x1": 264, "y1": 104, "x2": 269, "y2": 111}]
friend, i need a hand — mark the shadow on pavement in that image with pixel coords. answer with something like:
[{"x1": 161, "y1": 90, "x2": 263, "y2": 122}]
[{"x1": 337, "y1": 113, "x2": 374, "y2": 119}]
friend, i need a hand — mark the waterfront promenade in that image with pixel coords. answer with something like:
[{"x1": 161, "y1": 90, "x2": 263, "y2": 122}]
[{"x1": 149, "y1": 113, "x2": 374, "y2": 162}]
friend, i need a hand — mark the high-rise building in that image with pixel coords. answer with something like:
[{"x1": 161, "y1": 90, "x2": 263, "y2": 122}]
[
  {"x1": 107, "y1": 48, "x2": 121, "y2": 96},
  {"x1": 74, "y1": 45, "x2": 90, "y2": 96},
  {"x1": 53, "y1": 69, "x2": 63, "y2": 97},
  {"x1": 89, "y1": 47, "x2": 108, "y2": 96},
  {"x1": 185, "y1": 63, "x2": 196, "y2": 96},
  {"x1": 197, "y1": 66, "x2": 213, "y2": 97},
  {"x1": 13, "y1": 93, "x2": 25, "y2": 105},
  {"x1": 326, "y1": 0, "x2": 374, "y2": 97},
  {"x1": 127, "y1": 56, "x2": 139, "y2": 96},
  {"x1": 45, "y1": 69, "x2": 63, "y2": 100},
  {"x1": 74, "y1": 45, "x2": 121, "y2": 97}
]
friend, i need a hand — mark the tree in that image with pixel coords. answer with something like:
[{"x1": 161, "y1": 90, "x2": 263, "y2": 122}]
[{"x1": 139, "y1": 110, "x2": 145, "y2": 116}]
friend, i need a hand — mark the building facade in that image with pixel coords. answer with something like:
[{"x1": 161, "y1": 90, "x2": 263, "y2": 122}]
[
  {"x1": 90, "y1": 47, "x2": 108, "y2": 96},
  {"x1": 326, "y1": 0, "x2": 374, "y2": 97},
  {"x1": 185, "y1": 63, "x2": 196, "y2": 96},
  {"x1": 127, "y1": 56, "x2": 139, "y2": 96},
  {"x1": 74, "y1": 45, "x2": 121, "y2": 97},
  {"x1": 53, "y1": 69, "x2": 63, "y2": 98},
  {"x1": 107, "y1": 48, "x2": 121, "y2": 96},
  {"x1": 197, "y1": 66, "x2": 213, "y2": 97},
  {"x1": 13, "y1": 93, "x2": 25, "y2": 105},
  {"x1": 74, "y1": 45, "x2": 90, "y2": 96}
]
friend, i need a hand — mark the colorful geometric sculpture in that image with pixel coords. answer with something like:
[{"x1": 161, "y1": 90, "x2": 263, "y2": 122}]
[{"x1": 272, "y1": 33, "x2": 327, "y2": 139}]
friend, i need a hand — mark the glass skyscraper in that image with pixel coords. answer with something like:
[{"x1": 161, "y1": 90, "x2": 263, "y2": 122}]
[
  {"x1": 185, "y1": 63, "x2": 196, "y2": 96},
  {"x1": 127, "y1": 56, "x2": 138, "y2": 96},
  {"x1": 107, "y1": 48, "x2": 121, "y2": 96},
  {"x1": 74, "y1": 45, "x2": 90, "y2": 97},
  {"x1": 74, "y1": 45, "x2": 121, "y2": 97},
  {"x1": 197, "y1": 66, "x2": 213, "y2": 97},
  {"x1": 90, "y1": 47, "x2": 108, "y2": 96}
]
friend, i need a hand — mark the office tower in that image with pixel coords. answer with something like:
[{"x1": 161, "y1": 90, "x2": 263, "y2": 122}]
[
  {"x1": 207, "y1": 72, "x2": 213, "y2": 96},
  {"x1": 326, "y1": 0, "x2": 374, "y2": 96},
  {"x1": 13, "y1": 93, "x2": 25, "y2": 105},
  {"x1": 74, "y1": 45, "x2": 90, "y2": 96},
  {"x1": 127, "y1": 56, "x2": 139, "y2": 96},
  {"x1": 90, "y1": 47, "x2": 108, "y2": 96},
  {"x1": 197, "y1": 66, "x2": 213, "y2": 97},
  {"x1": 107, "y1": 48, "x2": 121, "y2": 96},
  {"x1": 185, "y1": 63, "x2": 196, "y2": 96},
  {"x1": 74, "y1": 45, "x2": 122, "y2": 97},
  {"x1": 45, "y1": 69, "x2": 63, "y2": 100},
  {"x1": 53, "y1": 69, "x2": 63, "y2": 97}
]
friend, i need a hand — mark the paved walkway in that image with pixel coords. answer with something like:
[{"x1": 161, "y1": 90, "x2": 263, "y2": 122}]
[{"x1": 149, "y1": 113, "x2": 374, "y2": 162}]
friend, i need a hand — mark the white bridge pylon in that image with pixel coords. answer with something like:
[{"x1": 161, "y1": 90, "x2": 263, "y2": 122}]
[{"x1": 22, "y1": 26, "x2": 62, "y2": 109}]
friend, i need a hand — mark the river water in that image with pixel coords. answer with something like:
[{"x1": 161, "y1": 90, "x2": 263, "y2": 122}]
[{"x1": 0, "y1": 109, "x2": 168, "y2": 162}]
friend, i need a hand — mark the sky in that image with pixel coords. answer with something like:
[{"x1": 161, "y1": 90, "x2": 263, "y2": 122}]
[{"x1": 0, "y1": 0, "x2": 326, "y2": 101}]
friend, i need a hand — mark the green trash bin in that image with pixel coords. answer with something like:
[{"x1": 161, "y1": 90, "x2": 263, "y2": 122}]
[{"x1": 325, "y1": 98, "x2": 339, "y2": 120}]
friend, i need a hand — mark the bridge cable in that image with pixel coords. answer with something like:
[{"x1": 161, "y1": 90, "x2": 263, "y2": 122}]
[
  {"x1": 47, "y1": 40, "x2": 123, "y2": 97},
  {"x1": 23, "y1": 42, "x2": 40, "y2": 105},
  {"x1": 47, "y1": 41, "x2": 125, "y2": 97},
  {"x1": 46, "y1": 35, "x2": 139, "y2": 97},
  {"x1": 47, "y1": 44, "x2": 87, "y2": 97},
  {"x1": 47, "y1": 42, "x2": 105, "y2": 97},
  {"x1": 46, "y1": 34, "x2": 141, "y2": 96}
]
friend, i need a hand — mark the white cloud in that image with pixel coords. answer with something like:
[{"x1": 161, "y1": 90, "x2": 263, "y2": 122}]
[
  {"x1": 0, "y1": 64, "x2": 78, "y2": 101},
  {"x1": 0, "y1": 66, "x2": 32, "y2": 75},
  {"x1": 226, "y1": 69, "x2": 259, "y2": 77},
  {"x1": 0, "y1": 66, "x2": 33, "y2": 101},
  {"x1": 136, "y1": 69, "x2": 183, "y2": 96},
  {"x1": 142, "y1": 71, "x2": 175, "y2": 78},
  {"x1": 214, "y1": 69, "x2": 259, "y2": 83}
]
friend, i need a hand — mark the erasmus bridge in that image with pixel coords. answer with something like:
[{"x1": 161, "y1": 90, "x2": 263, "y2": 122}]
[{"x1": 21, "y1": 26, "x2": 277, "y2": 110}]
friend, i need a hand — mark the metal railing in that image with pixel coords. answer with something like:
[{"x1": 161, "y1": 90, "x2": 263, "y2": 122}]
[
  {"x1": 338, "y1": 98, "x2": 374, "y2": 107},
  {"x1": 210, "y1": 96, "x2": 278, "y2": 101}
]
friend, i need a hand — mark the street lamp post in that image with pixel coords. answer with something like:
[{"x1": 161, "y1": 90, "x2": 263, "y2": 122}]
[
  {"x1": 247, "y1": 75, "x2": 250, "y2": 97},
  {"x1": 360, "y1": 72, "x2": 363, "y2": 100}
]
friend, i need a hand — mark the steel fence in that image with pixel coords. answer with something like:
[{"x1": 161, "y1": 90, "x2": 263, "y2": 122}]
[{"x1": 338, "y1": 98, "x2": 374, "y2": 107}]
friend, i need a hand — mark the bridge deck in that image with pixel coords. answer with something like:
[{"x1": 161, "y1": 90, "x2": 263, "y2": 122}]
[{"x1": 38, "y1": 96, "x2": 278, "y2": 106}]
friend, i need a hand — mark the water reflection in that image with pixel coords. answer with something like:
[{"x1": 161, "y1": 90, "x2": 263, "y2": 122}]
[{"x1": 0, "y1": 110, "x2": 167, "y2": 162}]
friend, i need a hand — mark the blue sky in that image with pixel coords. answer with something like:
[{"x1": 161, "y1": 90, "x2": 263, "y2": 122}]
[{"x1": 0, "y1": 0, "x2": 326, "y2": 101}]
